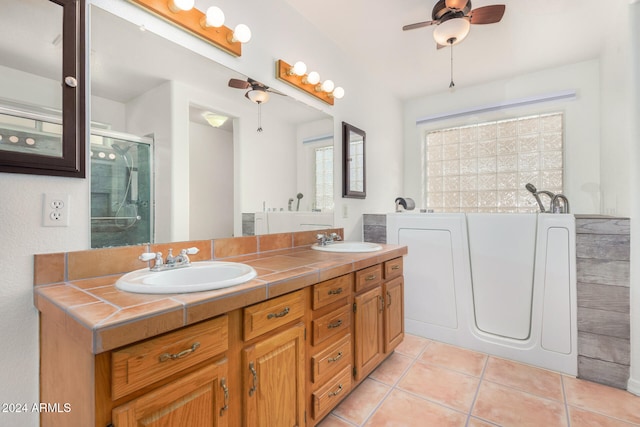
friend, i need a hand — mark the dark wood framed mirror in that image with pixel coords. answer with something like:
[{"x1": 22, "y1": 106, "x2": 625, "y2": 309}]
[
  {"x1": 0, "y1": 0, "x2": 86, "y2": 178},
  {"x1": 342, "y1": 121, "x2": 366, "y2": 199}
]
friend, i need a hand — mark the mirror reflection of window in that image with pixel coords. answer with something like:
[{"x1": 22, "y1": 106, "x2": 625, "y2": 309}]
[
  {"x1": 314, "y1": 145, "x2": 334, "y2": 211},
  {"x1": 0, "y1": 0, "x2": 64, "y2": 158},
  {"x1": 349, "y1": 136, "x2": 364, "y2": 192}
]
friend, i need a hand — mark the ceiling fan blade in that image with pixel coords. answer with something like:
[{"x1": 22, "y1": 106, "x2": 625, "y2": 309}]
[
  {"x1": 228, "y1": 78, "x2": 251, "y2": 89},
  {"x1": 469, "y1": 5, "x2": 505, "y2": 25},
  {"x1": 445, "y1": 0, "x2": 469, "y2": 10},
  {"x1": 403, "y1": 20, "x2": 437, "y2": 31},
  {"x1": 266, "y1": 87, "x2": 286, "y2": 96}
]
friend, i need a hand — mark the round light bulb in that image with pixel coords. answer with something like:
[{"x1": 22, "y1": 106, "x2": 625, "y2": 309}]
[
  {"x1": 232, "y1": 24, "x2": 252, "y2": 43},
  {"x1": 168, "y1": 0, "x2": 194, "y2": 13},
  {"x1": 291, "y1": 61, "x2": 307, "y2": 76},
  {"x1": 202, "y1": 6, "x2": 225, "y2": 28},
  {"x1": 320, "y1": 79, "x2": 335, "y2": 93},
  {"x1": 331, "y1": 87, "x2": 345, "y2": 99},
  {"x1": 304, "y1": 71, "x2": 320, "y2": 85}
]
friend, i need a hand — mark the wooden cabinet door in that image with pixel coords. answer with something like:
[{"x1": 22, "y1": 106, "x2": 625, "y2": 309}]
[
  {"x1": 243, "y1": 323, "x2": 306, "y2": 427},
  {"x1": 353, "y1": 286, "x2": 384, "y2": 381},
  {"x1": 384, "y1": 277, "x2": 404, "y2": 353},
  {"x1": 112, "y1": 359, "x2": 229, "y2": 427}
]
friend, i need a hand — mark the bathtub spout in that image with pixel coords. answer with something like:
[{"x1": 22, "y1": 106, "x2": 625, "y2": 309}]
[{"x1": 551, "y1": 194, "x2": 570, "y2": 213}]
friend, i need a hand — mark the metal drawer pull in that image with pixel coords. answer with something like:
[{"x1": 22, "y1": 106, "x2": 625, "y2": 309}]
[
  {"x1": 220, "y1": 378, "x2": 229, "y2": 416},
  {"x1": 327, "y1": 351, "x2": 343, "y2": 363},
  {"x1": 249, "y1": 362, "x2": 258, "y2": 396},
  {"x1": 391, "y1": 265, "x2": 400, "y2": 270},
  {"x1": 365, "y1": 274, "x2": 376, "y2": 281},
  {"x1": 328, "y1": 384, "x2": 343, "y2": 397},
  {"x1": 327, "y1": 319, "x2": 343, "y2": 329},
  {"x1": 387, "y1": 291, "x2": 392, "y2": 307},
  {"x1": 267, "y1": 306, "x2": 290, "y2": 319},
  {"x1": 378, "y1": 295, "x2": 384, "y2": 313},
  {"x1": 159, "y1": 342, "x2": 200, "y2": 362},
  {"x1": 328, "y1": 288, "x2": 343, "y2": 295}
]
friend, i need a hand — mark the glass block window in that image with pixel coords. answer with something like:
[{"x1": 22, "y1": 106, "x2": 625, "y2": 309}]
[
  {"x1": 423, "y1": 112, "x2": 563, "y2": 213},
  {"x1": 349, "y1": 138, "x2": 364, "y2": 192},
  {"x1": 315, "y1": 146, "x2": 334, "y2": 211}
]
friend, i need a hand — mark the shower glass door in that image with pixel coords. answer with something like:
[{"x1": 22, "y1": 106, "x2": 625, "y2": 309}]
[{"x1": 90, "y1": 129, "x2": 153, "y2": 248}]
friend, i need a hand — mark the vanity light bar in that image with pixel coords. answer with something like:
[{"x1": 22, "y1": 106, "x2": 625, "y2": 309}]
[
  {"x1": 276, "y1": 59, "x2": 343, "y2": 105},
  {"x1": 129, "y1": 0, "x2": 244, "y2": 57}
]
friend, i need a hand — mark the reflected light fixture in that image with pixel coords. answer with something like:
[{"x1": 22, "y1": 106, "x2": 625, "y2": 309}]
[
  {"x1": 130, "y1": 0, "x2": 250, "y2": 57},
  {"x1": 276, "y1": 59, "x2": 343, "y2": 105},
  {"x1": 202, "y1": 112, "x2": 228, "y2": 128}
]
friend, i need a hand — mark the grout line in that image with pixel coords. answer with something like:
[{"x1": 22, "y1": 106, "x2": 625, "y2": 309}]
[
  {"x1": 561, "y1": 375, "x2": 571, "y2": 427},
  {"x1": 464, "y1": 354, "x2": 490, "y2": 426}
]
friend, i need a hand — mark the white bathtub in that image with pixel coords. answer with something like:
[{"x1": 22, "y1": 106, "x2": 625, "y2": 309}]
[{"x1": 387, "y1": 212, "x2": 577, "y2": 375}]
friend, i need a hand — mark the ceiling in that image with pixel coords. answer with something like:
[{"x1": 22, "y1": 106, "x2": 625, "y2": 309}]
[{"x1": 283, "y1": 0, "x2": 624, "y2": 99}]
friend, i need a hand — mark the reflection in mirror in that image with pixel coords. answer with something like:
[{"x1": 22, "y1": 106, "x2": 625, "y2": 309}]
[
  {"x1": 342, "y1": 122, "x2": 366, "y2": 199},
  {"x1": 90, "y1": 5, "x2": 334, "y2": 246}
]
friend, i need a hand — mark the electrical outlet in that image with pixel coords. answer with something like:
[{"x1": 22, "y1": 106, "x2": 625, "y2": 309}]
[{"x1": 43, "y1": 193, "x2": 70, "y2": 227}]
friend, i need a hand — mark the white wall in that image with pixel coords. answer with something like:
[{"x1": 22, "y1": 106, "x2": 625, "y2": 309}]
[{"x1": 403, "y1": 60, "x2": 601, "y2": 214}]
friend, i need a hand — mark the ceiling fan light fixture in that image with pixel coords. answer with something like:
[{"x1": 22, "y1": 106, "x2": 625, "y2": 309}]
[
  {"x1": 433, "y1": 17, "x2": 470, "y2": 46},
  {"x1": 246, "y1": 88, "x2": 270, "y2": 104}
]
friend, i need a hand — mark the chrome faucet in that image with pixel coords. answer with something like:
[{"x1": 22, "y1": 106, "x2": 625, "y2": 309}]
[
  {"x1": 139, "y1": 247, "x2": 200, "y2": 271},
  {"x1": 316, "y1": 232, "x2": 342, "y2": 246},
  {"x1": 525, "y1": 183, "x2": 556, "y2": 213},
  {"x1": 551, "y1": 194, "x2": 570, "y2": 213}
]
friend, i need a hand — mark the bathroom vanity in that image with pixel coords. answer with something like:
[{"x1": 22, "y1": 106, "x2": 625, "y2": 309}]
[{"x1": 34, "y1": 230, "x2": 406, "y2": 426}]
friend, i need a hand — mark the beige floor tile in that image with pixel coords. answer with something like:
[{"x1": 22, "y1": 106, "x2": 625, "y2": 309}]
[
  {"x1": 483, "y1": 356, "x2": 563, "y2": 401},
  {"x1": 364, "y1": 389, "x2": 467, "y2": 427},
  {"x1": 394, "y1": 333, "x2": 430, "y2": 358},
  {"x1": 397, "y1": 360, "x2": 480, "y2": 412},
  {"x1": 419, "y1": 341, "x2": 487, "y2": 377},
  {"x1": 472, "y1": 381, "x2": 567, "y2": 427},
  {"x1": 568, "y1": 406, "x2": 639, "y2": 427},
  {"x1": 332, "y1": 378, "x2": 389, "y2": 425},
  {"x1": 316, "y1": 414, "x2": 356, "y2": 427},
  {"x1": 369, "y1": 352, "x2": 413, "y2": 386},
  {"x1": 563, "y1": 376, "x2": 640, "y2": 424},
  {"x1": 467, "y1": 417, "x2": 500, "y2": 427}
]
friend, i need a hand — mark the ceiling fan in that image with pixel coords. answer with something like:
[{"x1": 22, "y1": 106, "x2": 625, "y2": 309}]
[
  {"x1": 228, "y1": 77, "x2": 285, "y2": 132},
  {"x1": 403, "y1": 0, "x2": 505, "y2": 47},
  {"x1": 228, "y1": 77, "x2": 284, "y2": 104},
  {"x1": 403, "y1": 0, "x2": 505, "y2": 87}
]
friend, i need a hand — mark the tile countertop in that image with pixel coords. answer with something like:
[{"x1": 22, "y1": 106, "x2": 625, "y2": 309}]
[{"x1": 34, "y1": 243, "x2": 407, "y2": 355}]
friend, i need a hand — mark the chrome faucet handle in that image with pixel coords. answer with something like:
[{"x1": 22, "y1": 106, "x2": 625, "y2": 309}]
[
  {"x1": 139, "y1": 252, "x2": 158, "y2": 262},
  {"x1": 328, "y1": 232, "x2": 342, "y2": 241},
  {"x1": 184, "y1": 247, "x2": 199, "y2": 255},
  {"x1": 316, "y1": 233, "x2": 328, "y2": 245},
  {"x1": 165, "y1": 248, "x2": 175, "y2": 265}
]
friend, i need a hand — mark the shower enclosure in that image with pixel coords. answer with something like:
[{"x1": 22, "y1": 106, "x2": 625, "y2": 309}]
[{"x1": 90, "y1": 129, "x2": 153, "y2": 248}]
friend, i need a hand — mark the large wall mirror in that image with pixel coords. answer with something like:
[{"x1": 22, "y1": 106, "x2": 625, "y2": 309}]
[
  {"x1": 0, "y1": 0, "x2": 85, "y2": 178},
  {"x1": 342, "y1": 122, "x2": 366, "y2": 199},
  {"x1": 89, "y1": 4, "x2": 334, "y2": 246}
]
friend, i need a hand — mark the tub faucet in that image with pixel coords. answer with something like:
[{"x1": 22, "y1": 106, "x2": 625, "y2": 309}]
[
  {"x1": 525, "y1": 183, "x2": 556, "y2": 213},
  {"x1": 551, "y1": 194, "x2": 570, "y2": 213},
  {"x1": 139, "y1": 247, "x2": 200, "y2": 271}
]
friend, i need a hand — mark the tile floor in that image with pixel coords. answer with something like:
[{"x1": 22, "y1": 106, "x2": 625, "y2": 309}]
[{"x1": 318, "y1": 334, "x2": 640, "y2": 427}]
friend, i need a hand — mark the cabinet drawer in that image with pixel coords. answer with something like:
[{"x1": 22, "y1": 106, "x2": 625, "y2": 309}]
[
  {"x1": 312, "y1": 303, "x2": 351, "y2": 346},
  {"x1": 312, "y1": 274, "x2": 353, "y2": 310},
  {"x1": 312, "y1": 365, "x2": 353, "y2": 420},
  {"x1": 384, "y1": 257, "x2": 403, "y2": 279},
  {"x1": 355, "y1": 264, "x2": 383, "y2": 293},
  {"x1": 311, "y1": 334, "x2": 351, "y2": 384},
  {"x1": 112, "y1": 315, "x2": 228, "y2": 400},
  {"x1": 244, "y1": 290, "x2": 305, "y2": 341}
]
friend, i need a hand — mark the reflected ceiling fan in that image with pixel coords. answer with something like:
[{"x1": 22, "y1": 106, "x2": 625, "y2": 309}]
[
  {"x1": 228, "y1": 77, "x2": 285, "y2": 131},
  {"x1": 403, "y1": 0, "x2": 505, "y2": 87}
]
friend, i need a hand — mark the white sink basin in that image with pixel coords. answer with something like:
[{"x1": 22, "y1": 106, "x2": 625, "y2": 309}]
[
  {"x1": 116, "y1": 261, "x2": 257, "y2": 294},
  {"x1": 311, "y1": 241, "x2": 383, "y2": 253}
]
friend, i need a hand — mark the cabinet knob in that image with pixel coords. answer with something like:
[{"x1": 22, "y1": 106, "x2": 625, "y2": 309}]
[{"x1": 64, "y1": 76, "x2": 77, "y2": 88}]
